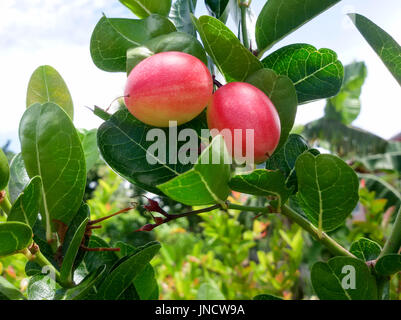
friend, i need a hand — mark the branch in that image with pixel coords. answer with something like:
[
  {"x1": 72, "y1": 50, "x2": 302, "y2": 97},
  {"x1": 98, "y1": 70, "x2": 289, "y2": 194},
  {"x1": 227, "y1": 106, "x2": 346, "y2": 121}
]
[
  {"x1": 136, "y1": 198, "x2": 355, "y2": 258},
  {"x1": 378, "y1": 206, "x2": 401, "y2": 258}
]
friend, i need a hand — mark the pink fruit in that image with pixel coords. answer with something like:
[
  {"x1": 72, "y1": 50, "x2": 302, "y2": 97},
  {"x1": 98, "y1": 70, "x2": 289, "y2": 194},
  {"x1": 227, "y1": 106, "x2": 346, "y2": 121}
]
[
  {"x1": 207, "y1": 82, "x2": 281, "y2": 164},
  {"x1": 124, "y1": 51, "x2": 213, "y2": 127}
]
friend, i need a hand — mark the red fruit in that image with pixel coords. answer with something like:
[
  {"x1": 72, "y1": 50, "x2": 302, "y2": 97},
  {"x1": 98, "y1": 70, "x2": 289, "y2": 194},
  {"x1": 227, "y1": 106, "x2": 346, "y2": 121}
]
[
  {"x1": 207, "y1": 82, "x2": 281, "y2": 164},
  {"x1": 124, "y1": 51, "x2": 213, "y2": 127}
]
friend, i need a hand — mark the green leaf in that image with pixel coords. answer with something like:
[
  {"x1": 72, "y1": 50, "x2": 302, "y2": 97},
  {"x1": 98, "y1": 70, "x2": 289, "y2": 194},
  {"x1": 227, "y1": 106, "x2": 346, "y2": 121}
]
[
  {"x1": 349, "y1": 13, "x2": 401, "y2": 86},
  {"x1": 359, "y1": 173, "x2": 401, "y2": 213},
  {"x1": 27, "y1": 274, "x2": 60, "y2": 300},
  {"x1": 325, "y1": 61, "x2": 367, "y2": 125},
  {"x1": 90, "y1": 14, "x2": 176, "y2": 72},
  {"x1": 84, "y1": 236, "x2": 119, "y2": 273},
  {"x1": 304, "y1": 117, "x2": 388, "y2": 157},
  {"x1": 0, "y1": 222, "x2": 32, "y2": 257},
  {"x1": 375, "y1": 254, "x2": 401, "y2": 276},
  {"x1": 191, "y1": 15, "x2": 262, "y2": 82},
  {"x1": 134, "y1": 264, "x2": 159, "y2": 300},
  {"x1": 61, "y1": 203, "x2": 91, "y2": 270},
  {"x1": 349, "y1": 238, "x2": 382, "y2": 262},
  {"x1": 119, "y1": 0, "x2": 172, "y2": 18},
  {"x1": 77, "y1": 129, "x2": 100, "y2": 173},
  {"x1": 64, "y1": 265, "x2": 107, "y2": 300},
  {"x1": 246, "y1": 68, "x2": 298, "y2": 150},
  {"x1": 170, "y1": 0, "x2": 197, "y2": 35},
  {"x1": 255, "y1": 0, "x2": 341, "y2": 54},
  {"x1": 0, "y1": 148, "x2": 9, "y2": 191},
  {"x1": 97, "y1": 108, "x2": 206, "y2": 195},
  {"x1": 253, "y1": 294, "x2": 283, "y2": 300},
  {"x1": 60, "y1": 217, "x2": 89, "y2": 287},
  {"x1": 311, "y1": 256, "x2": 378, "y2": 300},
  {"x1": 0, "y1": 276, "x2": 26, "y2": 300},
  {"x1": 229, "y1": 169, "x2": 293, "y2": 208},
  {"x1": 262, "y1": 44, "x2": 344, "y2": 104},
  {"x1": 196, "y1": 281, "x2": 225, "y2": 300},
  {"x1": 265, "y1": 134, "x2": 310, "y2": 191},
  {"x1": 157, "y1": 135, "x2": 231, "y2": 206},
  {"x1": 126, "y1": 32, "x2": 207, "y2": 74},
  {"x1": 19, "y1": 102, "x2": 86, "y2": 237},
  {"x1": 96, "y1": 241, "x2": 161, "y2": 300},
  {"x1": 26, "y1": 65, "x2": 74, "y2": 120},
  {"x1": 7, "y1": 176, "x2": 42, "y2": 227},
  {"x1": 296, "y1": 153, "x2": 359, "y2": 232},
  {"x1": 8, "y1": 153, "x2": 29, "y2": 203},
  {"x1": 205, "y1": 0, "x2": 230, "y2": 22},
  {"x1": 115, "y1": 241, "x2": 159, "y2": 300},
  {"x1": 25, "y1": 261, "x2": 42, "y2": 276}
]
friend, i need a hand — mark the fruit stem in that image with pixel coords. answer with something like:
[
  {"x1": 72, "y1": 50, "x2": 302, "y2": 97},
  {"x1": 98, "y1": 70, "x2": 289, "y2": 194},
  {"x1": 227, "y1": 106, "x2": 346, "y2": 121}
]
[
  {"x1": 239, "y1": 2, "x2": 250, "y2": 49},
  {"x1": 280, "y1": 205, "x2": 356, "y2": 258},
  {"x1": 0, "y1": 190, "x2": 11, "y2": 216}
]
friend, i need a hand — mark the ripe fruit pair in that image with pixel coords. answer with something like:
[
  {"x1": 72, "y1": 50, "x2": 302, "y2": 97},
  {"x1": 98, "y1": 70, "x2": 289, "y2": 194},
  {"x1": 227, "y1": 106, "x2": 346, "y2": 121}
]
[{"x1": 124, "y1": 51, "x2": 281, "y2": 163}]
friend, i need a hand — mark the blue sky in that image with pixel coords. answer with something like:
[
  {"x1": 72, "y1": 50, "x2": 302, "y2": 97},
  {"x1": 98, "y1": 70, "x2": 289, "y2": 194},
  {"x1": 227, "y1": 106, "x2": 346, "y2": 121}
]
[{"x1": 1, "y1": 0, "x2": 400, "y2": 151}]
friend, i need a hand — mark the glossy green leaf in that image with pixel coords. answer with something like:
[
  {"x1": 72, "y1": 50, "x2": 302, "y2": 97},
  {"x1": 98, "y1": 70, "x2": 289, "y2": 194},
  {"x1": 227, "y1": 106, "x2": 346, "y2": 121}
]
[
  {"x1": 311, "y1": 256, "x2": 377, "y2": 300},
  {"x1": 134, "y1": 264, "x2": 159, "y2": 300},
  {"x1": 246, "y1": 68, "x2": 298, "y2": 150},
  {"x1": 229, "y1": 169, "x2": 293, "y2": 208},
  {"x1": 256, "y1": 0, "x2": 341, "y2": 54},
  {"x1": 19, "y1": 102, "x2": 86, "y2": 237},
  {"x1": 27, "y1": 274, "x2": 60, "y2": 300},
  {"x1": 325, "y1": 61, "x2": 367, "y2": 125},
  {"x1": 119, "y1": 0, "x2": 172, "y2": 18},
  {"x1": 77, "y1": 129, "x2": 99, "y2": 173},
  {"x1": 296, "y1": 153, "x2": 359, "y2": 232},
  {"x1": 7, "y1": 176, "x2": 42, "y2": 227},
  {"x1": 375, "y1": 254, "x2": 401, "y2": 276},
  {"x1": 0, "y1": 276, "x2": 26, "y2": 300},
  {"x1": 158, "y1": 135, "x2": 231, "y2": 206},
  {"x1": 97, "y1": 108, "x2": 206, "y2": 195},
  {"x1": 0, "y1": 148, "x2": 9, "y2": 191},
  {"x1": 265, "y1": 134, "x2": 309, "y2": 191},
  {"x1": 90, "y1": 14, "x2": 176, "y2": 72},
  {"x1": 191, "y1": 15, "x2": 262, "y2": 82},
  {"x1": 60, "y1": 217, "x2": 89, "y2": 287},
  {"x1": 262, "y1": 44, "x2": 344, "y2": 104},
  {"x1": 126, "y1": 32, "x2": 208, "y2": 74},
  {"x1": 253, "y1": 294, "x2": 283, "y2": 300},
  {"x1": 196, "y1": 281, "x2": 225, "y2": 300},
  {"x1": 8, "y1": 153, "x2": 29, "y2": 203},
  {"x1": 115, "y1": 241, "x2": 159, "y2": 300},
  {"x1": 205, "y1": 0, "x2": 230, "y2": 22},
  {"x1": 0, "y1": 222, "x2": 32, "y2": 257},
  {"x1": 96, "y1": 241, "x2": 161, "y2": 300},
  {"x1": 26, "y1": 65, "x2": 74, "y2": 120},
  {"x1": 170, "y1": 0, "x2": 197, "y2": 35},
  {"x1": 359, "y1": 173, "x2": 401, "y2": 213},
  {"x1": 349, "y1": 238, "x2": 381, "y2": 262},
  {"x1": 64, "y1": 265, "x2": 107, "y2": 300},
  {"x1": 349, "y1": 13, "x2": 401, "y2": 86}
]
